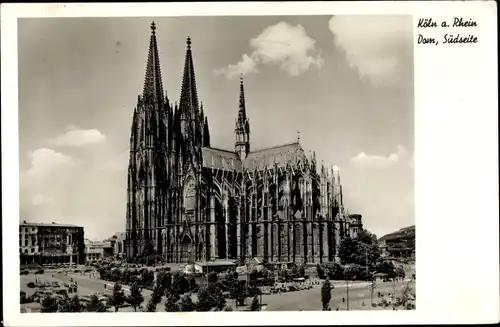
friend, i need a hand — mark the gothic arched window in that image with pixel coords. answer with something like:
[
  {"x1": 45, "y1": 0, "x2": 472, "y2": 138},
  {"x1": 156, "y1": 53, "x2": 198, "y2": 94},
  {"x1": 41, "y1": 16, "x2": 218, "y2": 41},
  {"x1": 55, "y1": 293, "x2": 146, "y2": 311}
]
[{"x1": 183, "y1": 177, "x2": 196, "y2": 213}]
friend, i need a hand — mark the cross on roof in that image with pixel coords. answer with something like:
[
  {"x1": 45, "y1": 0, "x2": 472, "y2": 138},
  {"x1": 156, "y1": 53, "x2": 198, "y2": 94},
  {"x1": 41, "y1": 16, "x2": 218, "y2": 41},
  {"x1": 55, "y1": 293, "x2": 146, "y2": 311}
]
[{"x1": 151, "y1": 21, "x2": 156, "y2": 32}]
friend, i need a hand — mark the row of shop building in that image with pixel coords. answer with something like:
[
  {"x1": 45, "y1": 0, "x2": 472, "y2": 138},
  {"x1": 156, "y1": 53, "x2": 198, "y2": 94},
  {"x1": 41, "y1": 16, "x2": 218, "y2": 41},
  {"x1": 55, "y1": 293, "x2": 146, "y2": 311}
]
[{"x1": 19, "y1": 221, "x2": 125, "y2": 266}]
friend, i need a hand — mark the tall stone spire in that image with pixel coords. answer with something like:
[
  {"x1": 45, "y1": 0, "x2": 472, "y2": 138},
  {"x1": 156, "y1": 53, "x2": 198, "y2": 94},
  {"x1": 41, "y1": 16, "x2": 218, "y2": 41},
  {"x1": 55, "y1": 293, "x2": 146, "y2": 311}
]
[
  {"x1": 235, "y1": 74, "x2": 251, "y2": 159},
  {"x1": 239, "y1": 74, "x2": 246, "y2": 119},
  {"x1": 179, "y1": 36, "x2": 199, "y2": 119},
  {"x1": 142, "y1": 21, "x2": 164, "y2": 104}
]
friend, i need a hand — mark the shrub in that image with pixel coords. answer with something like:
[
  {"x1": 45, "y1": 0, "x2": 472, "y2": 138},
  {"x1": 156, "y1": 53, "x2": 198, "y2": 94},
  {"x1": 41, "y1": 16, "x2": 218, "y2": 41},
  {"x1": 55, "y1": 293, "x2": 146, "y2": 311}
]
[
  {"x1": 207, "y1": 271, "x2": 218, "y2": 284},
  {"x1": 86, "y1": 294, "x2": 107, "y2": 312},
  {"x1": 20, "y1": 291, "x2": 28, "y2": 304},
  {"x1": 40, "y1": 296, "x2": 58, "y2": 313},
  {"x1": 27, "y1": 282, "x2": 36, "y2": 288},
  {"x1": 164, "y1": 291, "x2": 179, "y2": 312},
  {"x1": 108, "y1": 283, "x2": 126, "y2": 312},
  {"x1": 316, "y1": 264, "x2": 325, "y2": 279},
  {"x1": 178, "y1": 294, "x2": 196, "y2": 312},
  {"x1": 127, "y1": 282, "x2": 144, "y2": 312},
  {"x1": 249, "y1": 295, "x2": 259, "y2": 311},
  {"x1": 172, "y1": 272, "x2": 189, "y2": 295},
  {"x1": 188, "y1": 275, "x2": 198, "y2": 292},
  {"x1": 321, "y1": 279, "x2": 332, "y2": 310}
]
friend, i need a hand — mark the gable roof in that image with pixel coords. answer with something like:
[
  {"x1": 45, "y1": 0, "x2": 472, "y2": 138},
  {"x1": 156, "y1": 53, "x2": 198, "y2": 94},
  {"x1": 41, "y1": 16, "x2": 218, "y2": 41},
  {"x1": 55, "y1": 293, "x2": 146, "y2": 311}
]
[
  {"x1": 202, "y1": 147, "x2": 242, "y2": 171},
  {"x1": 244, "y1": 142, "x2": 305, "y2": 170},
  {"x1": 201, "y1": 142, "x2": 307, "y2": 172}
]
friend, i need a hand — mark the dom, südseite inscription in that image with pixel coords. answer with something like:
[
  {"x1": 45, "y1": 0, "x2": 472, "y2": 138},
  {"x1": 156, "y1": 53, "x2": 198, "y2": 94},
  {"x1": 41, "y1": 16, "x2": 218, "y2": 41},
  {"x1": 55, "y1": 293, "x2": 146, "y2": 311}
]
[{"x1": 416, "y1": 17, "x2": 478, "y2": 46}]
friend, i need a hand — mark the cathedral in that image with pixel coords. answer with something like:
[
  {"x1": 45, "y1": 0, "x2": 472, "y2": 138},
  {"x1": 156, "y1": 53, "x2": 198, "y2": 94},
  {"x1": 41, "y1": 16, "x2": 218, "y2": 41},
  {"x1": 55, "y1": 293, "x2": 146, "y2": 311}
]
[{"x1": 125, "y1": 22, "x2": 362, "y2": 264}]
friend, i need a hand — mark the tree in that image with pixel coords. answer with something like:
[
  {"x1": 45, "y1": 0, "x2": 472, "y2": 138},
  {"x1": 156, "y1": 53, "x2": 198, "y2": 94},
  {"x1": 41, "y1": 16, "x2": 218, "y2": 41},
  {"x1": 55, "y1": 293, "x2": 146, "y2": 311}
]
[
  {"x1": 356, "y1": 229, "x2": 378, "y2": 246},
  {"x1": 321, "y1": 279, "x2": 332, "y2": 310},
  {"x1": 207, "y1": 271, "x2": 218, "y2": 284},
  {"x1": 156, "y1": 271, "x2": 172, "y2": 290},
  {"x1": 196, "y1": 284, "x2": 226, "y2": 312},
  {"x1": 150, "y1": 284, "x2": 164, "y2": 305},
  {"x1": 339, "y1": 230, "x2": 381, "y2": 269},
  {"x1": 299, "y1": 264, "x2": 306, "y2": 278},
  {"x1": 145, "y1": 298, "x2": 157, "y2": 312},
  {"x1": 108, "y1": 283, "x2": 126, "y2": 312},
  {"x1": 376, "y1": 260, "x2": 397, "y2": 279},
  {"x1": 172, "y1": 272, "x2": 189, "y2": 295},
  {"x1": 59, "y1": 295, "x2": 82, "y2": 312},
  {"x1": 164, "y1": 291, "x2": 179, "y2": 312},
  {"x1": 230, "y1": 280, "x2": 246, "y2": 306},
  {"x1": 86, "y1": 294, "x2": 107, "y2": 312},
  {"x1": 40, "y1": 296, "x2": 58, "y2": 313},
  {"x1": 142, "y1": 240, "x2": 155, "y2": 258},
  {"x1": 188, "y1": 275, "x2": 198, "y2": 292},
  {"x1": 178, "y1": 294, "x2": 196, "y2": 312},
  {"x1": 250, "y1": 295, "x2": 260, "y2": 311},
  {"x1": 338, "y1": 237, "x2": 363, "y2": 265},
  {"x1": 127, "y1": 282, "x2": 144, "y2": 312},
  {"x1": 20, "y1": 291, "x2": 28, "y2": 304}
]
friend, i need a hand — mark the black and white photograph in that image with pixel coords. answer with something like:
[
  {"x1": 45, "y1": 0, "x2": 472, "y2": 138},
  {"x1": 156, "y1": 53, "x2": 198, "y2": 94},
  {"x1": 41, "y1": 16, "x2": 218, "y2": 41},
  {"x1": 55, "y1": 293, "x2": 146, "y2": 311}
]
[
  {"x1": 2, "y1": 2, "x2": 498, "y2": 326},
  {"x1": 16, "y1": 14, "x2": 415, "y2": 313}
]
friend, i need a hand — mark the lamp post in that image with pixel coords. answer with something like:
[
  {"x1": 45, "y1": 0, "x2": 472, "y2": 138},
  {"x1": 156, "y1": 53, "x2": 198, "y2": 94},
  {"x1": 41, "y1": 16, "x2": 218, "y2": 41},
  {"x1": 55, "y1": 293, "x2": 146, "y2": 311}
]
[{"x1": 346, "y1": 277, "x2": 350, "y2": 311}]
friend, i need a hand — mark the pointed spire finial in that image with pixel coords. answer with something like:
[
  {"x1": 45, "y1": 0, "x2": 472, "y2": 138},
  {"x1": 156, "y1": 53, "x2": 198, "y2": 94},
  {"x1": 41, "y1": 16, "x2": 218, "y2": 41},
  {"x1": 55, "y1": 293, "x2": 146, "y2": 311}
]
[
  {"x1": 187, "y1": 36, "x2": 192, "y2": 49},
  {"x1": 297, "y1": 130, "x2": 301, "y2": 143},
  {"x1": 142, "y1": 21, "x2": 164, "y2": 104}
]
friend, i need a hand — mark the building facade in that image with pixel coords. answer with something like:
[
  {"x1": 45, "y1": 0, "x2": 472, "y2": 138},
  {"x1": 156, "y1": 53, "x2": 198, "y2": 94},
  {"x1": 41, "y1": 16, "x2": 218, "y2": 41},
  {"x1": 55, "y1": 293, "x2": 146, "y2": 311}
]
[
  {"x1": 84, "y1": 239, "x2": 114, "y2": 262},
  {"x1": 109, "y1": 232, "x2": 126, "y2": 258},
  {"x1": 19, "y1": 221, "x2": 85, "y2": 265},
  {"x1": 125, "y1": 22, "x2": 357, "y2": 264},
  {"x1": 348, "y1": 214, "x2": 363, "y2": 238}
]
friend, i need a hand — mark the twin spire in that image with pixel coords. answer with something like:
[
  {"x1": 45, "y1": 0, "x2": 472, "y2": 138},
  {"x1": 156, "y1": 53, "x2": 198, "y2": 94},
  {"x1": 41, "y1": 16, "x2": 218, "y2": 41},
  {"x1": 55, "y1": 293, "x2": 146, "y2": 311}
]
[
  {"x1": 179, "y1": 35, "x2": 199, "y2": 116},
  {"x1": 142, "y1": 21, "x2": 164, "y2": 104}
]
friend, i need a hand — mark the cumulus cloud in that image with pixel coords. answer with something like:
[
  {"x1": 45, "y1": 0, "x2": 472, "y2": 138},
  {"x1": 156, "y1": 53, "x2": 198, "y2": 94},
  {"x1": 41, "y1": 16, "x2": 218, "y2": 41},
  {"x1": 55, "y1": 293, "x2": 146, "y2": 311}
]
[
  {"x1": 215, "y1": 22, "x2": 323, "y2": 79},
  {"x1": 20, "y1": 145, "x2": 127, "y2": 240},
  {"x1": 50, "y1": 125, "x2": 106, "y2": 147},
  {"x1": 24, "y1": 148, "x2": 75, "y2": 184},
  {"x1": 351, "y1": 145, "x2": 409, "y2": 169},
  {"x1": 328, "y1": 15, "x2": 413, "y2": 87}
]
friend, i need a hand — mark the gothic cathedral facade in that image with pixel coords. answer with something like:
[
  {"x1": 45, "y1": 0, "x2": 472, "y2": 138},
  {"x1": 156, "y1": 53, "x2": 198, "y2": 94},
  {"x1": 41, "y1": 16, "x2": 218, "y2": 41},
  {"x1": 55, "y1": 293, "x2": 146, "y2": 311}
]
[{"x1": 125, "y1": 23, "x2": 360, "y2": 264}]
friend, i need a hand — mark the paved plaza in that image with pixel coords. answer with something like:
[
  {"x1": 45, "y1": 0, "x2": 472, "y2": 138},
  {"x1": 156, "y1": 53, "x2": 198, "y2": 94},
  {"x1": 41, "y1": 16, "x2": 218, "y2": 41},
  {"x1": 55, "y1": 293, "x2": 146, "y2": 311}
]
[{"x1": 21, "y1": 268, "x2": 414, "y2": 312}]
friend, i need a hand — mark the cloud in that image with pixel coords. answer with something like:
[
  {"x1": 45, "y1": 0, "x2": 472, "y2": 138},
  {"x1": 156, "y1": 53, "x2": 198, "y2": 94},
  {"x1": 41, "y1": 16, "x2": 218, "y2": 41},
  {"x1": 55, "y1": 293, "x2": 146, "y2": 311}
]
[
  {"x1": 215, "y1": 22, "x2": 323, "y2": 79},
  {"x1": 351, "y1": 145, "x2": 408, "y2": 169},
  {"x1": 24, "y1": 148, "x2": 75, "y2": 184},
  {"x1": 50, "y1": 125, "x2": 106, "y2": 147},
  {"x1": 20, "y1": 145, "x2": 127, "y2": 241},
  {"x1": 214, "y1": 54, "x2": 259, "y2": 79},
  {"x1": 328, "y1": 15, "x2": 413, "y2": 87}
]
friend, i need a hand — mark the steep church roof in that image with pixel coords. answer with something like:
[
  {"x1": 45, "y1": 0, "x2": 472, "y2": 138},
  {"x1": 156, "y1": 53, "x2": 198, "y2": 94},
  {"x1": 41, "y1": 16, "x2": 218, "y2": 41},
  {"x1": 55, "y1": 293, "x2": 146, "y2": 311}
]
[
  {"x1": 244, "y1": 142, "x2": 306, "y2": 170},
  {"x1": 202, "y1": 147, "x2": 242, "y2": 171},
  {"x1": 201, "y1": 142, "x2": 306, "y2": 172}
]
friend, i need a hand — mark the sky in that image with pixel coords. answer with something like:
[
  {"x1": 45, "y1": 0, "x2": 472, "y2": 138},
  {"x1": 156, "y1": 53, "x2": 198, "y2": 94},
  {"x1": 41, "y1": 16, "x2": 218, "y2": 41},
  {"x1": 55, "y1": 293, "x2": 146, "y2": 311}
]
[{"x1": 18, "y1": 16, "x2": 414, "y2": 241}]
